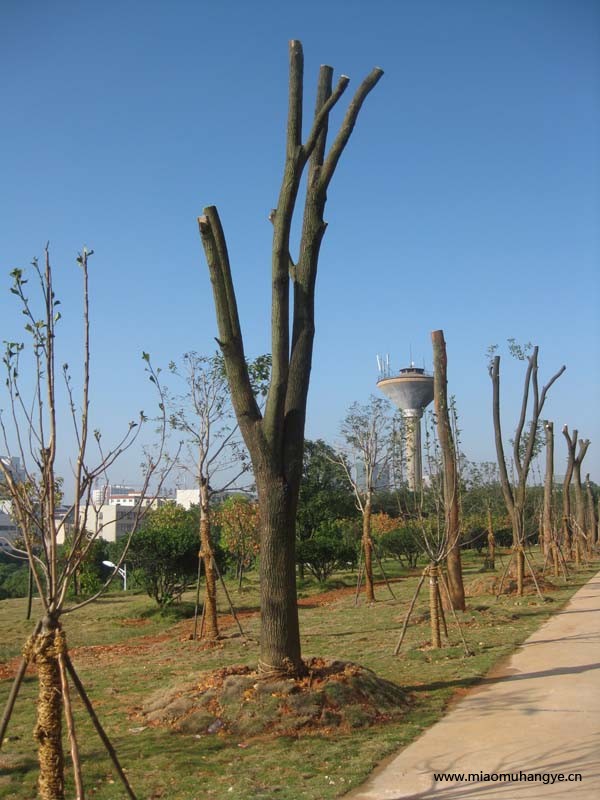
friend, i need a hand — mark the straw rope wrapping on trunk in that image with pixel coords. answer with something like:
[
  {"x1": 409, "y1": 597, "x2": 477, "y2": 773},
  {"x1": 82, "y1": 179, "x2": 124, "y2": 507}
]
[{"x1": 32, "y1": 621, "x2": 65, "y2": 800}]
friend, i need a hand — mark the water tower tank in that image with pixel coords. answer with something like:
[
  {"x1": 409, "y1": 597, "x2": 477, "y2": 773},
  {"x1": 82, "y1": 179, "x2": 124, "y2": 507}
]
[{"x1": 377, "y1": 366, "x2": 434, "y2": 492}]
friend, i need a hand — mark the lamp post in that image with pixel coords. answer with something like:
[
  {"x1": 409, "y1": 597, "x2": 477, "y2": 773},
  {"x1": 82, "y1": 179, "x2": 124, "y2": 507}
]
[{"x1": 102, "y1": 560, "x2": 127, "y2": 591}]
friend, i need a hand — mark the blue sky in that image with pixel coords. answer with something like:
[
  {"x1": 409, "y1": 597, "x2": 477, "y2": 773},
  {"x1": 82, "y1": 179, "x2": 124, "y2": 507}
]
[{"x1": 1, "y1": 0, "x2": 599, "y2": 487}]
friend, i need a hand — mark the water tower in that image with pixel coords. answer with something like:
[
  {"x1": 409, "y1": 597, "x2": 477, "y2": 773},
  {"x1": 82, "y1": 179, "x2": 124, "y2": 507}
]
[{"x1": 376, "y1": 361, "x2": 434, "y2": 492}]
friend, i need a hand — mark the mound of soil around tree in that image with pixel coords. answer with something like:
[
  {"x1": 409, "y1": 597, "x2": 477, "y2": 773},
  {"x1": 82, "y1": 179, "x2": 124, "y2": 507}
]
[
  {"x1": 465, "y1": 574, "x2": 558, "y2": 597},
  {"x1": 139, "y1": 659, "x2": 408, "y2": 738}
]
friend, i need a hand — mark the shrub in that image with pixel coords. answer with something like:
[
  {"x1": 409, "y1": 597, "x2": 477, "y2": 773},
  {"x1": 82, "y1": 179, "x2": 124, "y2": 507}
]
[
  {"x1": 296, "y1": 520, "x2": 357, "y2": 583},
  {"x1": 379, "y1": 525, "x2": 424, "y2": 568},
  {"x1": 112, "y1": 504, "x2": 198, "y2": 607}
]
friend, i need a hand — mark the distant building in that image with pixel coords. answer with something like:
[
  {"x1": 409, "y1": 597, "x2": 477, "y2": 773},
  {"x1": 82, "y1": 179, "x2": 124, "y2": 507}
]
[
  {"x1": 355, "y1": 461, "x2": 390, "y2": 492},
  {"x1": 175, "y1": 488, "x2": 250, "y2": 509},
  {"x1": 92, "y1": 483, "x2": 137, "y2": 505},
  {"x1": 57, "y1": 503, "x2": 145, "y2": 545},
  {"x1": 93, "y1": 483, "x2": 174, "y2": 507},
  {"x1": 0, "y1": 456, "x2": 26, "y2": 549},
  {"x1": 176, "y1": 488, "x2": 200, "y2": 510},
  {"x1": 0, "y1": 500, "x2": 20, "y2": 550},
  {"x1": 1, "y1": 456, "x2": 27, "y2": 482}
]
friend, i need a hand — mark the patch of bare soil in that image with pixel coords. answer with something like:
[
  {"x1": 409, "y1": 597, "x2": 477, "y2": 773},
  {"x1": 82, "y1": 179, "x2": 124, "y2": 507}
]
[
  {"x1": 135, "y1": 658, "x2": 409, "y2": 739},
  {"x1": 465, "y1": 574, "x2": 558, "y2": 597},
  {"x1": 0, "y1": 580, "x2": 404, "y2": 680}
]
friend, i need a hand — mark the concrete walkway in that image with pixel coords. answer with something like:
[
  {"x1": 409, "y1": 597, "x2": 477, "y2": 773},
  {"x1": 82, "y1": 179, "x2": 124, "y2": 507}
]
[{"x1": 347, "y1": 571, "x2": 600, "y2": 799}]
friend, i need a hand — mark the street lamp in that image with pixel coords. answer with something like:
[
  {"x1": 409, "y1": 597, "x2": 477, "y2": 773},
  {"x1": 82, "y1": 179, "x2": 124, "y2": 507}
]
[{"x1": 102, "y1": 560, "x2": 127, "y2": 591}]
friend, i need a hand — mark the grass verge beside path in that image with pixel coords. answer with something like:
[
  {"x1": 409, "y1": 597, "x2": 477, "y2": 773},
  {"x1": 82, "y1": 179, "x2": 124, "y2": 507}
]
[{"x1": 0, "y1": 556, "x2": 597, "y2": 799}]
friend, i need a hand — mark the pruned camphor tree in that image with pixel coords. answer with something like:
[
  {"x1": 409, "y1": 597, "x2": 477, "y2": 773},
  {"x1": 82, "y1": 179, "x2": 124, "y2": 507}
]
[
  {"x1": 562, "y1": 426, "x2": 590, "y2": 565},
  {"x1": 542, "y1": 421, "x2": 561, "y2": 577},
  {"x1": 0, "y1": 249, "x2": 170, "y2": 800},
  {"x1": 585, "y1": 473, "x2": 598, "y2": 554},
  {"x1": 489, "y1": 342, "x2": 565, "y2": 597},
  {"x1": 198, "y1": 40, "x2": 383, "y2": 676},
  {"x1": 431, "y1": 329, "x2": 465, "y2": 611},
  {"x1": 391, "y1": 332, "x2": 469, "y2": 654},
  {"x1": 392, "y1": 405, "x2": 471, "y2": 656}
]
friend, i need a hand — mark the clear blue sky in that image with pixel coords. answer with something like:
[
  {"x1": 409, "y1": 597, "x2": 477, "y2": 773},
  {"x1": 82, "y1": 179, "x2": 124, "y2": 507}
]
[{"x1": 1, "y1": 0, "x2": 599, "y2": 487}]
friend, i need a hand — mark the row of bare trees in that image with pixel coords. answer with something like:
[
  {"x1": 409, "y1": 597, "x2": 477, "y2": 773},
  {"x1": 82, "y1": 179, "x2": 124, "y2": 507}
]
[
  {"x1": 489, "y1": 341, "x2": 596, "y2": 594},
  {"x1": 543, "y1": 423, "x2": 596, "y2": 574}
]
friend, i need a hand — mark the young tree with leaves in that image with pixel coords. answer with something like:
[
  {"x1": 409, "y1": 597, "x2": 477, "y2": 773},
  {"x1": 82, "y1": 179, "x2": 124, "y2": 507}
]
[
  {"x1": 0, "y1": 248, "x2": 169, "y2": 800},
  {"x1": 216, "y1": 495, "x2": 260, "y2": 588},
  {"x1": 167, "y1": 352, "x2": 269, "y2": 640},
  {"x1": 461, "y1": 460, "x2": 507, "y2": 569},
  {"x1": 198, "y1": 41, "x2": 382, "y2": 675},
  {"x1": 335, "y1": 397, "x2": 396, "y2": 603}
]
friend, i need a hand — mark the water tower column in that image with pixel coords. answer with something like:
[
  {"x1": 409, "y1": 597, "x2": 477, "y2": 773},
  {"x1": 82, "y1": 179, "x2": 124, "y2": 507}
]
[{"x1": 404, "y1": 409, "x2": 424, "y2": 492}]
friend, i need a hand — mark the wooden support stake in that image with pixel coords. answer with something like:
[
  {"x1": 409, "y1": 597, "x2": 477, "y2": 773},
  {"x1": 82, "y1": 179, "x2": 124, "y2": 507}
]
[
  {"x1": 393, "y1": 572, "x2": 426, "y2": 656},
  {"x1": 354, "y1": 554, "x2": 364, "y2": 607},
  {"x1": 373, "y1": 548, "x2": 396, "y2": 600},
  {"x1": 212, "y1": 556, "x2": 245, "y2": 638},
  {"x1": 0, "y1": 621, "x2": 42, "y2": 748},
  {"x1": 58, "y1": 654, "x2": 85, "y2": 800},
  {"x1": 192, "y1": 554, "x2": 203, "y2": 641},
  {"x1": 63, "y1": 654, "x2": 137, "y2": 800},
  {"x1": 439, "y1": 571, "x2": 471, "y2": 657}
]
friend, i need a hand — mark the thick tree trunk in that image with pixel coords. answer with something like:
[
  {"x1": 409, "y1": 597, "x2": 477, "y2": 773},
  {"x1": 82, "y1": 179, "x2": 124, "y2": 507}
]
[
  {"x1": 511, "y1": 509, "x2": 526, "y2": 596},
  {"x1": 446, "y1": 547, "x2": 465, "y2": 610},
  {"x1": 256, "y1": 472, "x2": 304, "y2": 675},
  {"x1": 584, "y1": 475, "x2": 596, "y2": 553},
  {"x1": 431, "y1": 330, "x2": 465, "y2": 611},
  {"x1": 199, "y1": 483, "x2": 219, "y2": 641},
  {"x1": 486, "y1": 507, "x2": 496, "y2": 570},
  {"x1": 34, "y1": 618, "x2": 65, "y2": 800},
  {"x1": 562, "y1": 427, "x2": 576, "y2": 561},
  {"x1": 543, "y1": 422, "x2": 554, "y2": 557},
  {"x1": 428, "y1": 564, "x2": 442, "y2": 648},
  {"x1": 362, "y1": 494, "x2": 375, "y2": 603},
  {"x1": 563, "y1": 513, "x2": 573, "y2": 561},
  {"x1": 516, "y1": 547, "x2": 525, "y2": 595},
  {"x1": 573, "y1": 461, "x2": 587, "y2": 564}
]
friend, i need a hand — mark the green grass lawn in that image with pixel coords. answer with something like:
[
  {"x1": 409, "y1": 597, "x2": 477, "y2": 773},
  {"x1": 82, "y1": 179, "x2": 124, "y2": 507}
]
[{"x1": 0, "y1": 553, "x2": 597, "y2": 799}]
